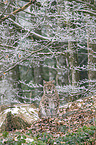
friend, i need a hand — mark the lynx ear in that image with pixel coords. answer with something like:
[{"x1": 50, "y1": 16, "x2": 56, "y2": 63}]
[
  {"x1": 43, "y1": 80, "x2": 47, "y2": 84},
  {"x1": 52, "y1": 80, "x2": 55, "y2": 84}
]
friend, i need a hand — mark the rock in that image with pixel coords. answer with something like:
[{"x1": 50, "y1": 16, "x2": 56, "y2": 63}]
[
  {"x1": 0, "y1": 103, "x2": 39, "y2": 132},
  {"x1": 1, "y1": 111, "x2": 31, "y2": 131}
]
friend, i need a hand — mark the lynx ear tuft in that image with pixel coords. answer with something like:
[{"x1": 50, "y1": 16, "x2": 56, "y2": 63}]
[{"x1": 43, "y1": 80, "x2": 47, "y2": 84}]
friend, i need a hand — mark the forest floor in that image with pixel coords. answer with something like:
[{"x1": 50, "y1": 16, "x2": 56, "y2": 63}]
[{"x1": 0, "y1": 95, "x2": 96, "y2": 145}]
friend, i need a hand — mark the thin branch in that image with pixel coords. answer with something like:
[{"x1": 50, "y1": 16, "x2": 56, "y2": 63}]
[
  {"x1": 0, "y1": 44, "x2": 17, "y2": 49},
  {"x1": 37, "y1": 52, "x2": 66, "y2": 55},
  {"x1": 70, "y1": 83, "x2": 96, "y2": 97},
  {"x1": 0, "y1": 0, "x2": 36, "y2": 22},
  {"x1": 0, "y1": 1, "x2": 11, "y2": 18},
  {"x1": 10, "y1": 4, "x2": 35, "y2": 17},
  {"x1": 69, "y1": 0, "x2": 96, "y2": 10},
  {"x1": 0, "y1": 41, "x2": 52, "y2": 76},
  {"x1": 8, "y1": 18, "x2": 51, "y2": 40},
  {"x1": 0, "y1": 48, "x2": 44, "y2": 77},
  {"x1": 77, "y1": 9, "x2": 96, "y2": 16}
]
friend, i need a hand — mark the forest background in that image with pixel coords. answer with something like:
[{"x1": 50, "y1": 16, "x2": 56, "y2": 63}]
[{"x1": 0, "y1": 0, "x2": 96, "y2": 107}]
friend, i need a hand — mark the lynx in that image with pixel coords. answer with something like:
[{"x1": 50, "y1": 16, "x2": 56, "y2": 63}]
[{"x1": 38, "y1": 80, "x2": 59, "y2": 118}]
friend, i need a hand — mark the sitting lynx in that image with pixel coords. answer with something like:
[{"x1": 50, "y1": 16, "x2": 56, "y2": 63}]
[{"x1": 38, "y1": 80, "x2": 59, "y2": 118}]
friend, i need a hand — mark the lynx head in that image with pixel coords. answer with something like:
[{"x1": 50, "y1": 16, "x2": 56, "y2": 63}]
[{"x1": 43, "y1": 80, "x2": 56, "y2": 94}]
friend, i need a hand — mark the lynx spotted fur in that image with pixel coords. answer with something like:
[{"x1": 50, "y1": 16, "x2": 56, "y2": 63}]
[{"x1": 38, "y1": 80, "x2": 59, "y2": 118}]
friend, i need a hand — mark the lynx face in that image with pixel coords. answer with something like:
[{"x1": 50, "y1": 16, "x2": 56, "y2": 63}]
[
  {"x1": 38, "y1": 80, "x2": 59, "y2": 118},
  {"x1": 43, "y1": 80, "x2": 56, "y2": 95}
]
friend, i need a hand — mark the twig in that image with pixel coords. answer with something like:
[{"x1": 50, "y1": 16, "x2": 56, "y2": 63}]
[
  {"x1": 0, "y1": 0, "x2": 36, "y2": 22},
  {"x1": 70, "y1": 83, "x2": 96, "y2": 97},
  {"x1": 69, "y1": 0, "x2": 96, "y2": 10},
  {"x1": 0, "y1": 1, "x2": 11, "y2": 18},
  {"x1": 8, "y1": 18, "x2": 51, "y2": 40},
  {"x1": 0, "y1": 44, "x2": 17, "y2": 49},
  {"x1": 76, "y1": 10, "x2": 96, "y2": 16},
  {"x1": 10, "y1": 4, "x2": 35, "y2": 17},
  {"x1": 0, "y1": 41, "x2": 52, "y2": 76},
  {"x1": 1, "y1": 48, "x2": 44, "y2": 75}
]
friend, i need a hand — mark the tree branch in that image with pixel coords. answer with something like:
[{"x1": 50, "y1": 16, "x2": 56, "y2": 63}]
[
  {"x1": 0, "y1": 0, "x2": 36, "y2": 22},
  {"x1": 77, "y1": 9, "x2": 96, "y2": 16},
  {"x1": 8, "y1": 18, "x2": 51, "y2": 40},
  {"x1": 0, "y1": 48, "x2": 44, "y2": 78},
  {"x1": 0, "y1": 41, "x2": 52, "y2": 77},
  {"x1": 0, "y1": 1, "x2": 11, "y2": 19},
  {"x1": 69, "y1": 0, "x2": 96, "y2": 10}
]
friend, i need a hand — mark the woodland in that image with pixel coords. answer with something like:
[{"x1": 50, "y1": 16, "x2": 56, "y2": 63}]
[{"x1": 0, "y1": 0, "x2": 96, "y2": 144}]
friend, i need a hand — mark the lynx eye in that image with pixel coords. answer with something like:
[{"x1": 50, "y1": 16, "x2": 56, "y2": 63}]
[{"x1": 51, "y1": 86, "x2": 53, "y2": 89}]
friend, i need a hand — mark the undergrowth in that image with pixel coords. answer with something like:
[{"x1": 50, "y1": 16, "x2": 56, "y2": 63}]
[{"x1": 0, "y1": 124, "x2": 95, "y2": 145}]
